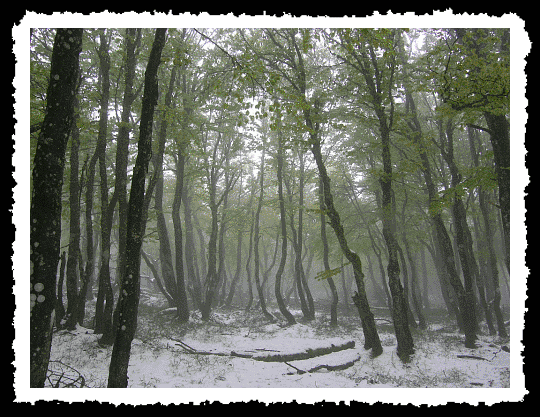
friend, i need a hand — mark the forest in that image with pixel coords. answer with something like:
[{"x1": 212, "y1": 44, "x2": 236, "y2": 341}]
[{"x1": 28, "y1": 27, "x2": 513, "y2": 395}]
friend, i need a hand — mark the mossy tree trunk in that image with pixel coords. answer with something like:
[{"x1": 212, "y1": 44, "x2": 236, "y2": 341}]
[
  {"x1": 308, "y1": 117, "x2": 381, "y2": 356},
  {"x1": 30, "y1": 28, "x2": 83, "y2": 388},
  {"x1": 319, "y1": 176, "x2": 338, "y2": 326}
]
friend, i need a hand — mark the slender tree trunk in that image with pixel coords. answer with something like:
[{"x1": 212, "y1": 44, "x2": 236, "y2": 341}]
[
  {"x1": 274, "y1": 124, "x2": 296, "y2": 325},
  {"x1": 374, "y1": 91, "x2": 415, "y2": 357},
  {"x1": 403, "y1": 237, "x2": 427, "y2": 329},
  {"x1": 408, "y1": 94, "x2": 475, "y2": 346},
  {"x1": 365, "y1": 254, "x2": 386, "y2": 307},
  {"x1": 284, "y1": 174, "x2": 311, "y2": 319},
  {"x1": 55, "y1": 251, "x2": 67, "y2": 329},
  {"x1": 244, "y1": 186, "x2": 255, "y2": 312},
  {"x1": 154, "y1": 173, "x2": 176, "y2": 305},
  {"x1": 64, "y1": 97, "x2": 82, "y2": 330},
  {"x1": 224, "y1": 173, "x2": 244, "y2": 308},
  {"x1": 319, "y1": 176, "x2": 338, "y2": 326},
  {"x1": 468, "y1": 127, "x2": 508, "y2": 338},
  {"x1": 346, "y1": 173, "x2": 392, "y2": 312},
  {"x1": 260, "y1": 230, "x2": 280, "y2": 307},
  {"x1": 225, "y1": 227, "x2": 244, "y2": 307},
  {"x1": 108, "y1": 28, "x2": 167, "y2": 388},
  {"x1": 105, "y1": 28, "x2": 142, "y2": 343},
  {"x1": 140, "y1": 249, "x2": 174, "y2": 307},
  {"x1": 309, "y1": 128, "x2": 381, "y2": 356},
  {"x1": 215, "y1": 165, "x2": 230, "y2": 307},
  {"x1": 183, "y1": 183, "x2": 203, "y2": 310},
  {"x1": 482, "y1": 112, "x2": 510, "y2": 275},
  {"x1": 172, "y1": 150, "x2": 190, "y2": 322},
  {"x1": 420, "y1": 248, "x2": 430, "y2": 309},
  {"x1": 94, "y1": 29, "x2": 116, "y2": 339},
  {"x1": 396, "y1": 242, "x2": 418, "y2": 329},
  {"x1": 253, "y1": 148, "x2": 275, "y2": 321},
  {"x1": 30, "y1": 28, "x2": 83, "y2": 388},
  {"x1": 442, "y1": 120, "x2": 478, "y2": 346},
  {"x1": 399, "y1": 37, "x2": 475, "y2": 346}
]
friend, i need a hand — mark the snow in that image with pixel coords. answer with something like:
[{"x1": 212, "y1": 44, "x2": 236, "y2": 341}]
[{"x1": 28, "y1": 289, "x2": 522, "y2": 405}]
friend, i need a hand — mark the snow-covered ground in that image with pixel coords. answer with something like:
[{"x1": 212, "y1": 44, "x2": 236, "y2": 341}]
[{"x1": 24, "y1": 290, "x2": 523, "y2": 405}]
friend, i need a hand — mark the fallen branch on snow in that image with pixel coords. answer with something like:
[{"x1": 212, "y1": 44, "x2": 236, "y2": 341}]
[
  {"x1": 170, "y1": 338, "x2": 356, "y2": 365},
  {"x1": 456, "y1": 354, "x2": 489, "y2": 361},
  {"x1": 284, "y1": 351, "x2": 362, "y2": 374},
  {"x1": 234, "y1": 340, "x2": 356, "y2": 363}
]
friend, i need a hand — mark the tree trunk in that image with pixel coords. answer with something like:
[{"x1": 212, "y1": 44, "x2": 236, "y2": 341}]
[
  {"x1": 172, "y1": 147, "x2": 190, "y2": 322},
  {"x1": 378, "y1": 124, "x2": 415, "y2": 358},
  {"x1": 183, "y1": 183, "x2": 203, "y2": 310},
  {"x1": 244, "y1": 185, "x2": 255, "y2": 312},
  {"x1": 398, "y1": 37, "x2": 475, "y2": 346},
  {"x1": 154, "y1": 172, "x2": 176, "y2": 305},
  {"x1": 402, "y1": 237, "x2": 427, "y2": 329},
  {"x1": 107, "y1": 28, "x2": 167, "y2": 388},
  {"x1": 253, "y1": 148, "x2": 275, "y2": 321},
  {"x1": 296, "y1": 150, "x2": 315, "y2": 320},
  {"x1": 224, "y1": 174, "x2": 244, "y2": 308},
  {"x1": 284, "y1": 173, "x2": 311, "y2": 320},
  {"x1": 94, "y1": 29, "x2": 116, "y2": 339},
  {"x1": 419, "y1": 248, "x2": 430, "y2": 309},
  {"x1": 483, "y1": 112, "x2": 510, "y2": 274},
  {"x1": 107, "y1": 28, "x2": 142, "y2": 343},
  {"x1": 215, "y1": 165, "x2": 230, "y2": 307},
  {"x1": 309, "y1": 131, "x2": 381, "y2": 356},
  {"x1": 30, "y1": 28, "x2": 83, "y2": 388},
  {"x1": 319, "y1": 176, "x2": 338, "y2": 326},
  {"x1": 55, "y1": 251, "x2": 67, "y2": 329},
  {"x1": 468, "y1": 127, "x2": 508, "y2": 338},
  {"x1": 140, "y1": 249, "x2": 174, "y2": 307},
  {"x1": 64, "y1": 97, "x2": 82, "y2": 330},
  {"x1": 396, "y1": 242, "x2": 418, "y2": 329},
  {"x1": 405, "y1": 91, "x2": 475, "y2": 346},
  {"x1": 442, "y1": 120, "x2": 478, "y2": 347},
  {"x1": 274, "y1": 124, "x2": 296, "y2": 325}
]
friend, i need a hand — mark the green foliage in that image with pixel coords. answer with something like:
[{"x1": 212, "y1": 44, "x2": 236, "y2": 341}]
[
  {"x1": 420, "y1": 29, "x2": 509, "y2": 117},
  {"x1": 315, "y1": 263, "x2": 351, "y2": 281},
  {"x1": 29, "y1": 28, "x2": 509, "y2": 314}
]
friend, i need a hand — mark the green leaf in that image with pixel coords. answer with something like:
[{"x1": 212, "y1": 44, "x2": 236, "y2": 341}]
[{"x1": 315, "y1": 263, "x2": 351, "y2": 281}]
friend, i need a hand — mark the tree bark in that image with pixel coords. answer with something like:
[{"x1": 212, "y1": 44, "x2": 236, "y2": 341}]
[
  {"x1": 171, "y1": 119, "x2": 190, "y2": 322},
  {"x1": 107, "y1": 28, "x2": 167, "y2": 388},
  {"x1": 108, "y1": 29, "x2": 142, "y2": 341},
  {"x1": 483, "y1": 112, "x2": 510, "y2": 274},
  {"x1": 468, "y1": 127, "x2": 508, "y2": 338},
  {"x1": 319, "y1": 176, "x2": 339, "y2": 326},
  {"x1": 183, "y1": 183, "x2": 204, "y2": 310},
  {"x1": 253, "y1": 147, "x2": 275, "y2": 321},
  {"x1": 94, "y1": 29, "x2": 116, "y2": 339},
  {"x1": 55, "y1": 251, "x2": 67, "y2": 329},
  {"x1": 64, "y1": 96, "x2": 81, "y2": 330},
  {"x1": 30, "y1": 28, "x2": 83, "y2": 388},
  {"x1": 441, "y1": 120, "x2": 478, "y2": 347},
  {"x1": 274, "y1": 123, "x2": 296, "y2": 325},
  {"x1": 309, "y1": 129, "x2": 381, "y2": 356}
]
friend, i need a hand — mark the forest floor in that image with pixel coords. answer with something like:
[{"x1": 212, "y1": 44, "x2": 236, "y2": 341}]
[{"x1": 47, "y1": 288, "x2": 511, "y2": 397}]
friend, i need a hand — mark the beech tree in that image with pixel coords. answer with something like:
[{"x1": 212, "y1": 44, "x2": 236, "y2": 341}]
[
  {"x1": 108, "y1": 28, "x2": 167, "y2": 388},
  {"x1": 30, "y1": 28, "x2": 83, "y2": 388}
]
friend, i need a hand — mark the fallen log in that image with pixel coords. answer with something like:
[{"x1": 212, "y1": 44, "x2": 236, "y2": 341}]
[
  {"x1": 248, "y1": 340, "x2": 356, "y2": 363},
  {"x1": 284, "y1": 349, "x2": 362, "y2": 374},
  {"x1": 457, "y1": 354, "x2": 488, "y2": 361},
  {"x1": 170, "y1": 338, "x2": 356, "y2": 364}
]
